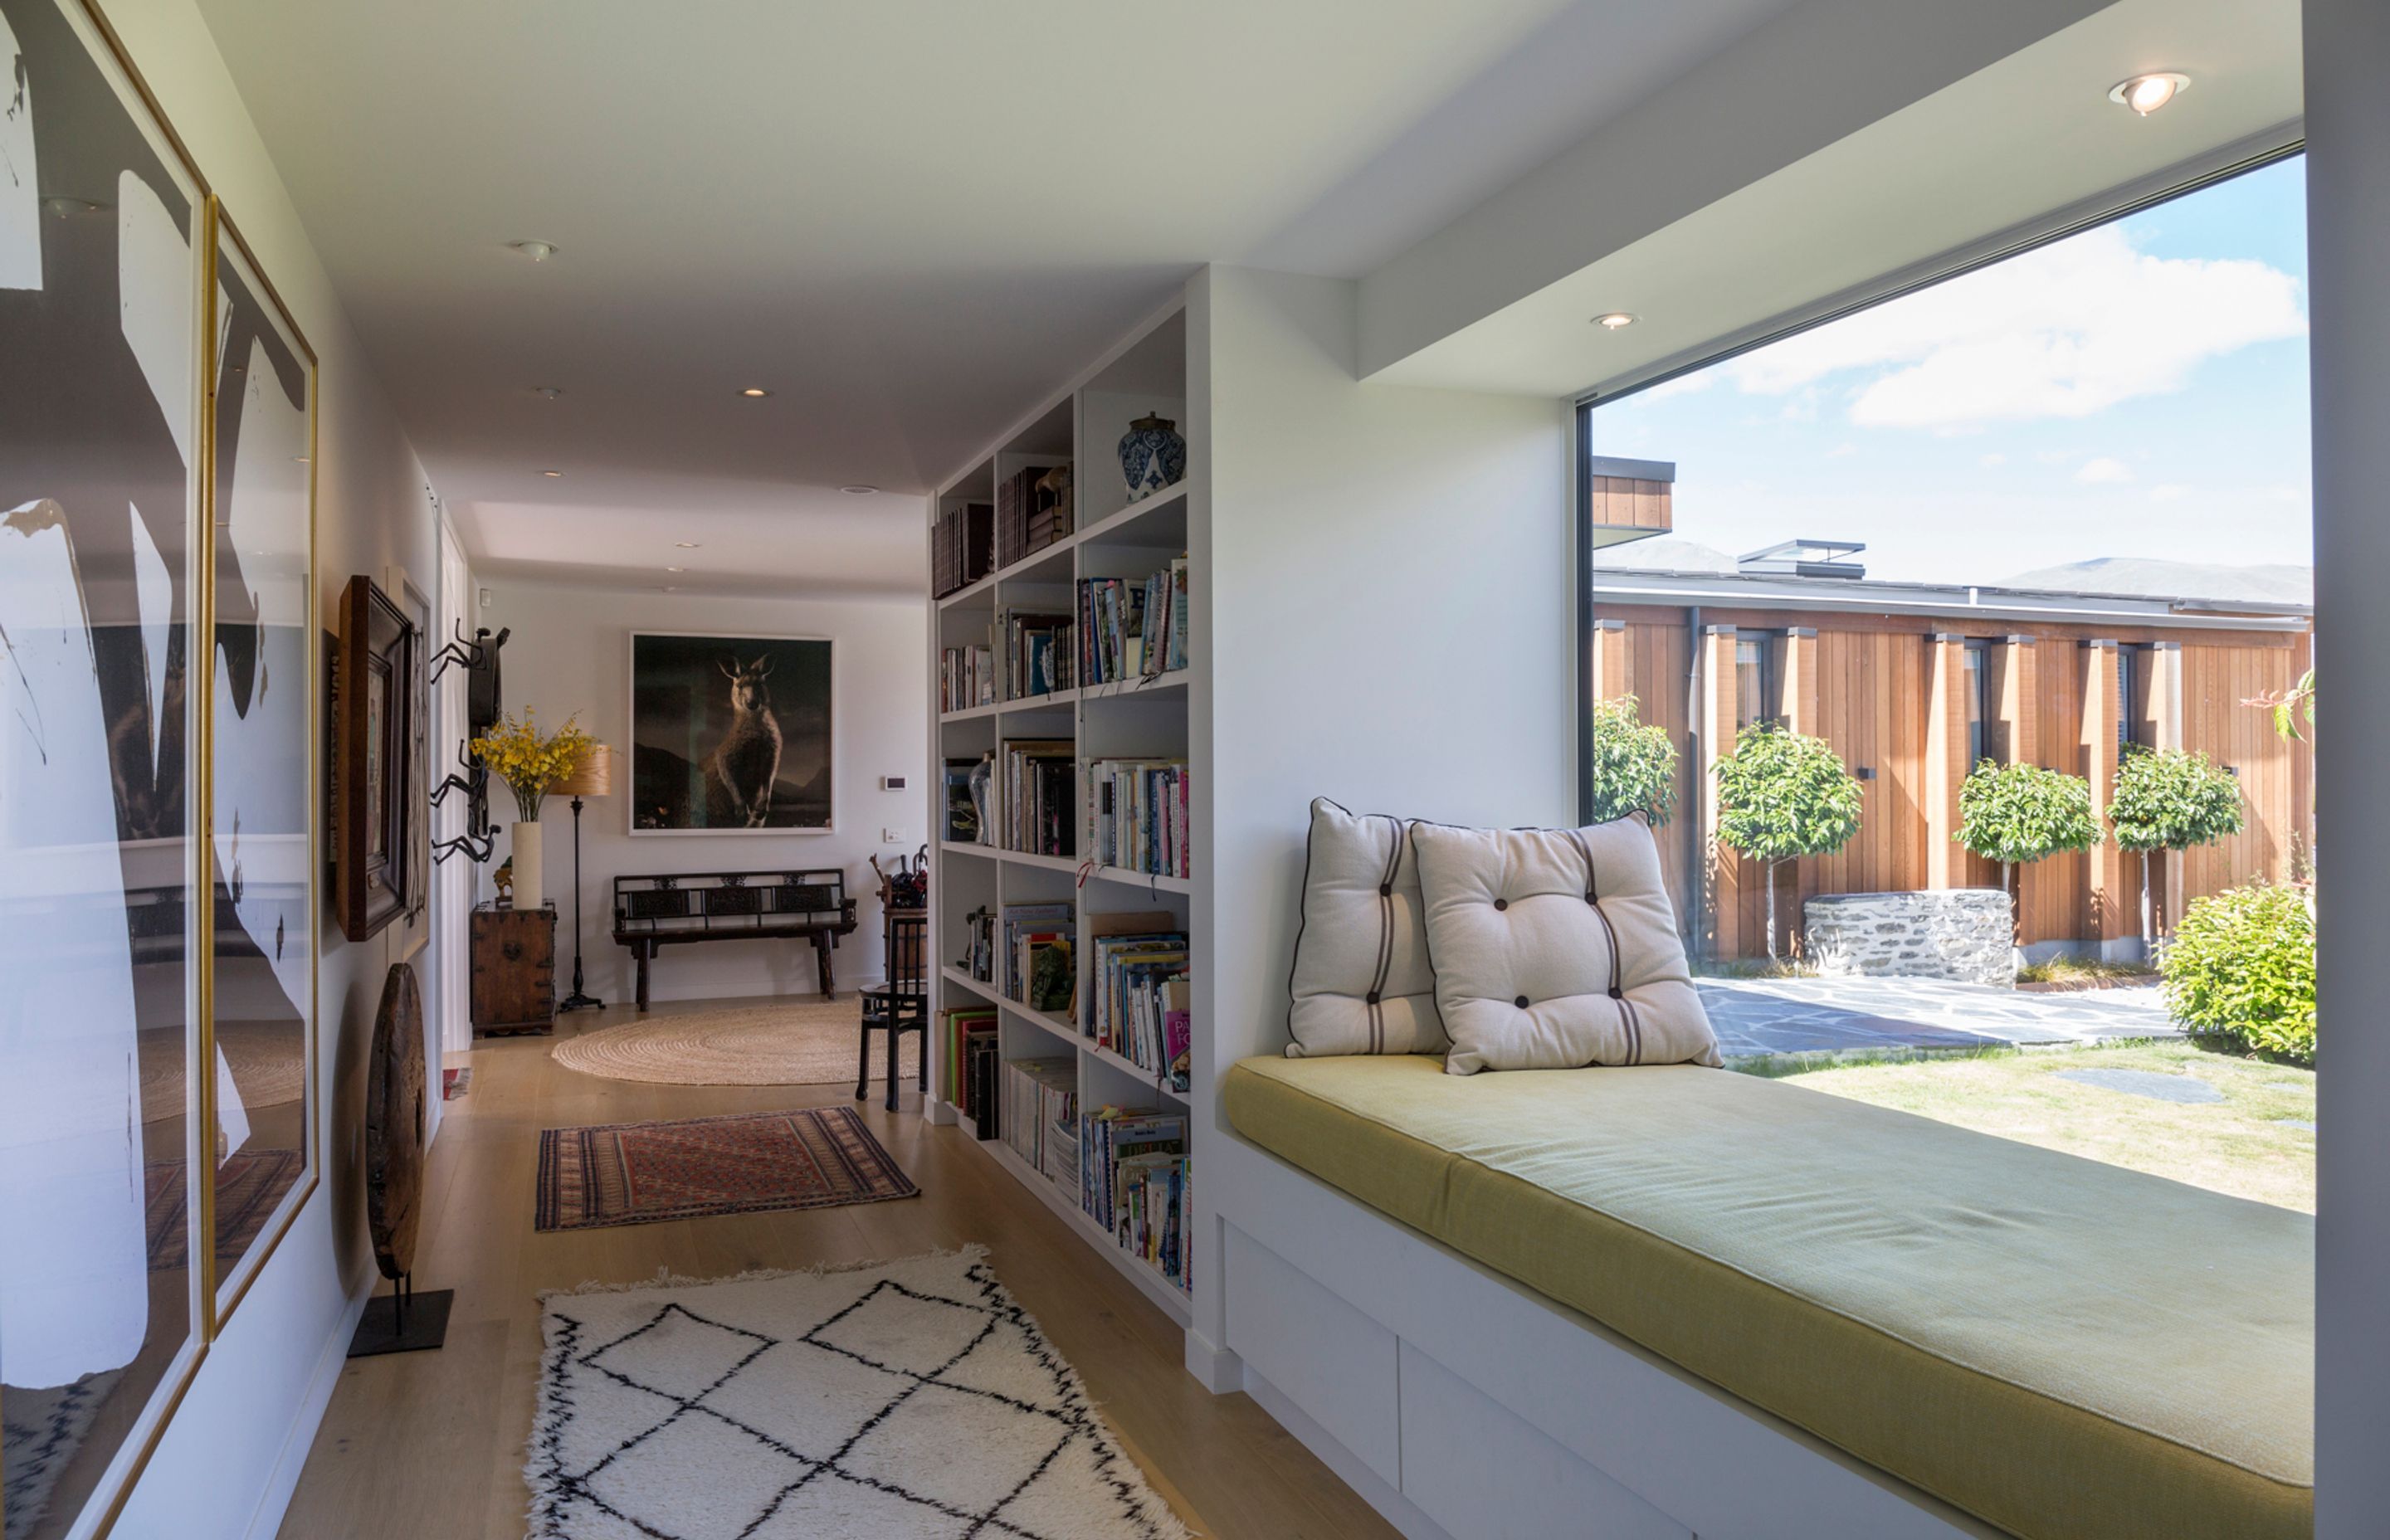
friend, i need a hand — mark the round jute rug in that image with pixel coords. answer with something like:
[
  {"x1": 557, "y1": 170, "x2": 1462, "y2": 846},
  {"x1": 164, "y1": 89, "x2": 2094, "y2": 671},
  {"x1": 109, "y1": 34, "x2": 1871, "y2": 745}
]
[
  {"x1": 550, "y1": 999, "x2": 923, "y2": 1087},
  {"x1": 140, "y1": 1020, "x2": 307, "y2": 1124}
]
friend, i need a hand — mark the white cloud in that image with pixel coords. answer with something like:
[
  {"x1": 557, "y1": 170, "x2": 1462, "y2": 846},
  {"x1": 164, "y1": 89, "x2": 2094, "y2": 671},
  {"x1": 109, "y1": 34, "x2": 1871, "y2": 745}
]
[
  {"x1": 1715, "y1": 224, "x2": 2305, "y2": 431},
  {"x1": 2076, "y1": 456, "x2": 2133, "y2": 485},
  {"x1": 2149, "y1": 483, "x2": 2192, "y2": 502},
  {"x1": 1826, "y1": 442, "x2": 1857, "y2": 459},
  {"x1": 1978, "y1": 452, "x2": 2006, "y2": 468}
]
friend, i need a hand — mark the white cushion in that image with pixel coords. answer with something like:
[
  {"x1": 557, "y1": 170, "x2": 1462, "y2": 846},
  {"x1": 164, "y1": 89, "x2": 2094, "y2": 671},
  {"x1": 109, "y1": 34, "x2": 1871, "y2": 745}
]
[
  {"x1": 1412, "y1": 818, "x2": 1719, "y2": 1075},
  {"x1": 1285, "y1": 798, "x2": 1448, "y2": 1057}
]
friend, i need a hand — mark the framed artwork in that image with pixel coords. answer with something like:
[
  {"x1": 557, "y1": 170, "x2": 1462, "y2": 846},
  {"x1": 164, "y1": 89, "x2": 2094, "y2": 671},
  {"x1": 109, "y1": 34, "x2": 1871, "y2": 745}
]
[
  {"x1": 333, "y1": 574, "x2": 417, "y2": 943},
  {"x1": 0, "y1": 0, "x2": 210, "y2": 1534},
  {"x1": 628, "y1": 632, "x2": 834, "y2": 835},
  {"x1": 202, "y1": 200, "x2": 317, "y2": 1332}
]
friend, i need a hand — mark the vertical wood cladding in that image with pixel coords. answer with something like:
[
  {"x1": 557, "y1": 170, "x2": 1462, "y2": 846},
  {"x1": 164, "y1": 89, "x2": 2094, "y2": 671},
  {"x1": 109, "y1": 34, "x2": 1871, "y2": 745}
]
[{"x1": 1588, "y1": 602, "x2": 2306, "y2": 958}]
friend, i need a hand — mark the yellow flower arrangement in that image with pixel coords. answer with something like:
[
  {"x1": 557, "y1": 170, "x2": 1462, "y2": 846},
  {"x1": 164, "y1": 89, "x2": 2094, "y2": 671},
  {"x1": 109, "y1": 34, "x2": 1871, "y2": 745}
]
[{"x1": 469, "y1": 708, "x2": 594, "y2": 822}]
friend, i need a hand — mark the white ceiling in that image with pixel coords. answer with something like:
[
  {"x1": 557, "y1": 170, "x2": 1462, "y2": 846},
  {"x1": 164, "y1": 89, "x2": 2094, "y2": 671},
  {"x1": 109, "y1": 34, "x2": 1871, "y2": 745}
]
[
  {"x1": 192, "y1": 0, "x2": 1803, "y2": 591},
  {"x1": 1373, "y1": 0, "x2": 2304, "y2": 397}
]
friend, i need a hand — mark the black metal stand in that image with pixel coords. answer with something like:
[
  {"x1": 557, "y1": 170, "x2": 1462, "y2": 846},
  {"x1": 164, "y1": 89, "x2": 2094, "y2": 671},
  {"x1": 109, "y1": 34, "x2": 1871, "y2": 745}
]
[
  {"x1": 558, "y1": 792, "x2": 602, "y2": 1011},
  {"x1": 346, "y1": 1274, "x2": 454, "y2": 1357}
]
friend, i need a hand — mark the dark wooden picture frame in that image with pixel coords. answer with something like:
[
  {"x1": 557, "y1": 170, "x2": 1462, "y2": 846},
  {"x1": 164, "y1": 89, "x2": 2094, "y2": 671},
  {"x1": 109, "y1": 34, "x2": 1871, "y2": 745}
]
[{"x1": 334, "y1": 574, "x2": 417, "y2": 940}]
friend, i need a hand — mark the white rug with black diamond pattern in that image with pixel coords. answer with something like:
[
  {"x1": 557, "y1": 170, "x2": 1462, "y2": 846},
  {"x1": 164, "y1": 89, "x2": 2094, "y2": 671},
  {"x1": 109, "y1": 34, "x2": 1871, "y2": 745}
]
[{"x1": 529, "y1": 1247, "x2": 1193, "y2": 1540}]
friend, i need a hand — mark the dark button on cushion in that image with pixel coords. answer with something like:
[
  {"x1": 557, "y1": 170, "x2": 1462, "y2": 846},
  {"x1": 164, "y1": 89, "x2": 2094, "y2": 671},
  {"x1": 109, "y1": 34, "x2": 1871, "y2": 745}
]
[
  {"x1": 1514, "y1": 995, "x2": 1530, "y2": 1009},
  {"x1": 1494, "y1": 898, "x2": 1509, "y2": 912},
  {"x1": 1366, "y1": 992, "x2": 1381, "y2": 1006},
  {"x1": 1379, "y1": 883, "x2": 1393, "y2": 897},
  {"x1": 1609, "y1": 986, "x2": 1624, "y2": 1000}
]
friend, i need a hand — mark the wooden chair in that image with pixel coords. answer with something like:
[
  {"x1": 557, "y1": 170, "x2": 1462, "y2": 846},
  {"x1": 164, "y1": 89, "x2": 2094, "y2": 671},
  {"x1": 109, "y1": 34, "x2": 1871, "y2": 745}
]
[{"x1": 857, "y1": 912, "x2": 929, "y2": 1111}]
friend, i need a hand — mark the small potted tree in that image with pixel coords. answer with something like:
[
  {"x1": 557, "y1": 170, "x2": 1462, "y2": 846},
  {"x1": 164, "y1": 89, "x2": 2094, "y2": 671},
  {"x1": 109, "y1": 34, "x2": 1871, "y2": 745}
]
[
  {"x1": 1953, "y1": 759, "x2": 2100, "y2": 944},
  {"x1": 2107, "y1": 748, "x2": 2245, "y2": 953},
  {"x1": 1584, "y1": 694, "x2": 1677, "y2": 828},
  {"x1": 1711, "y1": 724, "x2": 1863, "y2": 962}
]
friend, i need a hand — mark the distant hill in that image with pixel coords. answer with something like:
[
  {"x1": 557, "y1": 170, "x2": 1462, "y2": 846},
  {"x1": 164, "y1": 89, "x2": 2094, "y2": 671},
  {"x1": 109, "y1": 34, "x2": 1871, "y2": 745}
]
[{"x1": 1998, "y1": 558, "x2": 2312, "y2": 607}]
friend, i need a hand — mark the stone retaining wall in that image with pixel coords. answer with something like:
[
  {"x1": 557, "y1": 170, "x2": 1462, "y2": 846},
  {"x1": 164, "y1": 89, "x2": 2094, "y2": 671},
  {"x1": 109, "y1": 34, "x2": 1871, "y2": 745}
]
[{"x1": 1804, "y1": 889, "x2": 2012, "y2": 987}]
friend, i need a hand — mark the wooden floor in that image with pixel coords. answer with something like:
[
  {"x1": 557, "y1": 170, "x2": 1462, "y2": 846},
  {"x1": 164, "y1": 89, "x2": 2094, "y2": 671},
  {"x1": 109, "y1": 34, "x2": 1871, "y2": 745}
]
[{"x1": 276, "y1": 995, "x2": 1397, "y2": 1539}]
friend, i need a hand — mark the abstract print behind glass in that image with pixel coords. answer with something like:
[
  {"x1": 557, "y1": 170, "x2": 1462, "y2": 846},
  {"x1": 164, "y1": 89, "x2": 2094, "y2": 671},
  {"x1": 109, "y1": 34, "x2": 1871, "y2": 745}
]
[
  {"x1": 0, "y1": 0, "x2": 200, "y2": 1534},
  {"x1": 207, "y1": 228, "x2": 311, "y2": 1300}
]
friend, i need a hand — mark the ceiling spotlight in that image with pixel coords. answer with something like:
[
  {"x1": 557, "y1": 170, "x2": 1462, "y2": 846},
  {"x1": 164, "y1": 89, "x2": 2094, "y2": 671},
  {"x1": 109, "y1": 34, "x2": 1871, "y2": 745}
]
[
  {"x1": 666, "y1": 566, "x2": 685, "y2": 573},
  {"x1": 506, "y1": 239, "x2": 558, "y2": 261},
  {"x1": 674, "y1": 541, "x2": 701, "y2": 548},
  {"x1": 2109, "y1": 73, "x2": 2190, "y2": 115},
  {"x1": 532, "y1": 386, "x2": 565, "y2": 399},
  {"x1": 541, "y1": 470, "x2": 563, "y2": 478},
  {"x1": 739, "y1": 387, "x2": 773, "y2": 398},
  {"x1": 840, "y1": 485, "x2": 879, "y2": 495},
  {"x1": 661, "y1": 585, "x2": 679, "y2": 592},
  {"x1": 1592, "y1": 312, "x2": 1638, "y2": 330}
]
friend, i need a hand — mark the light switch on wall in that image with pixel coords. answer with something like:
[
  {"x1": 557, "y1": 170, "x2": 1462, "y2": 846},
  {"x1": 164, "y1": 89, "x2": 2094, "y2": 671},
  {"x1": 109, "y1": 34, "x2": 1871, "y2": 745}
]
[{"x1": 882, "y1": 827, "x2": 906, "y2": 844}]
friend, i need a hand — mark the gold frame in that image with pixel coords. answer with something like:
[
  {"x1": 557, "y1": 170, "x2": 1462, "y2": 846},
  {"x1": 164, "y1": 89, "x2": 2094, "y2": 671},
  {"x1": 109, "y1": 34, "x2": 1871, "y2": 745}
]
[
  {"x1": 12, "y1": 3, "x2": 219, "y2": 1537},
  {"x1": 197, "y1": 195, "x2": 323, "y2": 1342}
]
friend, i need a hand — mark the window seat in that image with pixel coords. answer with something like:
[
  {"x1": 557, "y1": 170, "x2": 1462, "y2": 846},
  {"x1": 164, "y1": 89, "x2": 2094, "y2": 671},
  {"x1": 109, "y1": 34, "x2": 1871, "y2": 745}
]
[{"x1": 1222, "y1": 1054, "x2": 2312, "y2": 1540}]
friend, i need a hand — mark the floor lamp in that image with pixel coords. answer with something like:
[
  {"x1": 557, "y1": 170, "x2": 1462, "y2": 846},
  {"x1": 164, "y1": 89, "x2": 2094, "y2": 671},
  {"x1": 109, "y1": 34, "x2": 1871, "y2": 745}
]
[{"x1": 555, "y1": 743, "x2": 612, "y2": 1012}]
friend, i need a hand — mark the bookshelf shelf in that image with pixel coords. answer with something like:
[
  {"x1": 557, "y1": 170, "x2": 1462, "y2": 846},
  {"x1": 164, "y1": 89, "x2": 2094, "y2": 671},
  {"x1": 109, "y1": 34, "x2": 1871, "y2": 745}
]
[{"x1": 929, "y1": 297, "x2": 1198, "y2": 1348}]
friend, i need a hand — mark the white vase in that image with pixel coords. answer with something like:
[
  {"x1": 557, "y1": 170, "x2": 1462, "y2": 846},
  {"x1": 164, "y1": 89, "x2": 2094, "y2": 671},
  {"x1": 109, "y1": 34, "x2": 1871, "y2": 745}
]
[{"x1": 512, "y1": 821, "x2": 544, "y2": 910}]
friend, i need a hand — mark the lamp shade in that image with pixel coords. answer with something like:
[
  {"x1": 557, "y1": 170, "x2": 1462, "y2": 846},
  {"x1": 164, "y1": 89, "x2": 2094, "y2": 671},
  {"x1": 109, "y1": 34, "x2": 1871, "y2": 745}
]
[{"x1": 554, "y1": 743, "x2": 613, "y2": 798}]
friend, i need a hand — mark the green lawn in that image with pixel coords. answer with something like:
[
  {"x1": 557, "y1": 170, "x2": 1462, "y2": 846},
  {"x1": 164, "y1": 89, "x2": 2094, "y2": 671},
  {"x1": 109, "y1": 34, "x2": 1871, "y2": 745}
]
[{"x1": 1779, "y1": 1040, "x2": 2316, "y2": 1212}]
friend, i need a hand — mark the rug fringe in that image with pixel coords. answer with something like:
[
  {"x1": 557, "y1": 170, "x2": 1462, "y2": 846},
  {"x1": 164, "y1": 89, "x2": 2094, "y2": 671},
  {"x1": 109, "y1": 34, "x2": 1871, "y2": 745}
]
[{"x1": 534, "y1": 1243, "x2": 991, "y2": 1304}]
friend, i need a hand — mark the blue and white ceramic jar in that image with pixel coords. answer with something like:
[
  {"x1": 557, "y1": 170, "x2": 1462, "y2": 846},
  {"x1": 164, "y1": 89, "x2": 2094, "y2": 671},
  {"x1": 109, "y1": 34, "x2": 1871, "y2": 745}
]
[{"x1": 1117, "y1": 413, "x2": 1186, "y2": 500}]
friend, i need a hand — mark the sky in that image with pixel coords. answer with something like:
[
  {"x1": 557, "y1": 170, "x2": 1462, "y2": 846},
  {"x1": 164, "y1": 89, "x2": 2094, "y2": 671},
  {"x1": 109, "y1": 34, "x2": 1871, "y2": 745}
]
[{"x1": 1588, "y1": 156, "x2": 2311, "y2": 586}]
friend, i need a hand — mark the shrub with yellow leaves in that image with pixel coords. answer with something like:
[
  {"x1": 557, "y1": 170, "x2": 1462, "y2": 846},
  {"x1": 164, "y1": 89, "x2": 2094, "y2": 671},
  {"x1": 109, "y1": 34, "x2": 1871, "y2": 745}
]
[{"x1": 469, "y1": 708, "x2": 594, "y2": 822}]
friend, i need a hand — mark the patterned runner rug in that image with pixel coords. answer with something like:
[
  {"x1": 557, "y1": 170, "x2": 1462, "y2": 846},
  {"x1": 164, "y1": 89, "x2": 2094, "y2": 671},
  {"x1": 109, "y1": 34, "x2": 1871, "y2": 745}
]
[
  {"x1": 536, "y1": 1108, "x2": 918, "y2": 1231},
  {"x1": 529, "y1": 1248, "x2": 1188, "y2": 1540}
]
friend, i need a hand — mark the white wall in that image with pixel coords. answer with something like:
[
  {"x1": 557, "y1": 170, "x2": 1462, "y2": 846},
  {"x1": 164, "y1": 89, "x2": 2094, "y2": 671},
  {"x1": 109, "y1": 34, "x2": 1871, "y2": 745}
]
[
  {"x1": 99, "y1": 0, "x2": 441, "y2": 1534},
  {"x1": 1187, "y1": 264, "x2": 1573, "y2": 1357},
  {"x1": 486, "y1": 580, "x2": 929, "y2": 1005},
  {"x1": 2306, "y1": 0, "x2": 2388, "y2": 1529}
]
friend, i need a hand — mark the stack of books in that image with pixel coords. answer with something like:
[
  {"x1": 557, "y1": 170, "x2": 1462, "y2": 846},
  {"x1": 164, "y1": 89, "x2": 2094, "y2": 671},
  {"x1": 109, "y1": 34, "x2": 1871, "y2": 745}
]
[
  {"x1": 942, "y1": 1007, "x2": 998, "y2": 1137},
  {"x1": 1002, "y1": 1057, "x2": 1079, "y2": 1188},
  {"x1": 1080, "y1": 1106, "x2": 1186, "y2": 1239},
  {"x1": 931, "y1": 500, "x2": 994, "y2": 598},
  {"x1": 1000, "y1": 900, "x2": 1073, "y2": 1010},
  {"x1": 1002, "y1": 740, "x2": 1077, "y2": 859},
  {"x1": 1117, "y1": 1153, "x2": 1190, "y2": 1294},
  {"x1": 958, "y1": 904, "x2": 995, "y2": 983},
  {"x1": 1088, "y1": 915, "x2": 1190, "y2": 1090},
  {"x1": 1074, "y1": 558, "x2": 1189, "y2": 685},
  {"x1": 997, "y1": 609, "x2": 1075, "y2": 699},
  {"x1": 940, "y1": 645, "x2": 995, "y2": 711},
  {"x1": 997, "y1": 465, "x2": 1071, "y2": 568},
  {"x1": 1085, "y1": 758, "x2": 1188, "y2": 877}
]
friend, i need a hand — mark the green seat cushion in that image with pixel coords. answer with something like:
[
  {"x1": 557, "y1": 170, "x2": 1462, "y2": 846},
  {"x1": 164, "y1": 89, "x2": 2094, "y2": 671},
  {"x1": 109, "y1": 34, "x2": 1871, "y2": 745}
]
[{"x1": 1223, "y1": 1054, "x2": 2312, "y2": 1540}]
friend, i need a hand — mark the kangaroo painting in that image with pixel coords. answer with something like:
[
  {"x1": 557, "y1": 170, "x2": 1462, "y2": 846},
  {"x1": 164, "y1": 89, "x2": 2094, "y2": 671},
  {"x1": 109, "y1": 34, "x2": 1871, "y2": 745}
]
[
  {"x1": 701, "y1": 654, "x2": 784, "y2": 827},
  {"x1": 629, "y1": 633, "x2": 834, "y2": 832}
]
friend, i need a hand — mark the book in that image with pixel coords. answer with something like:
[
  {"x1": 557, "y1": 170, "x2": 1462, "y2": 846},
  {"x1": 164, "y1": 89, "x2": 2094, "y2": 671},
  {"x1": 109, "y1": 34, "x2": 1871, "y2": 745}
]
[
  {"x1": 1001, "y1": 739, "x2": 1077, "y2": 857},
  {"x1": 999, "y1": 900, "x2": 1072, "y2": 1004},
  {"x1": 931, "y1": 500, "x2": 995, "y2": 597},
  {"x1": 1079, "y1": 1106, "x2": 1187, "y2": 1234},
  {"x1": 1085, "y1": 758, "x2": 1188, "y2": 877},
  {"x1": 1162, "y1": 979, "x2": 1192, "y2": 1094},
  {"x1": 997, "y1": 610, "x2": 1076, "y2": 700},
  {"x1": 1002, "y1": 1057, "x2": 1079, "y2": 1183},
  {"x1": 941, "y1": 1006, "x2": 997, "y2": 1119},
  {"x1": 939, "y1": 644, "x2": 995, "y2": 710}
]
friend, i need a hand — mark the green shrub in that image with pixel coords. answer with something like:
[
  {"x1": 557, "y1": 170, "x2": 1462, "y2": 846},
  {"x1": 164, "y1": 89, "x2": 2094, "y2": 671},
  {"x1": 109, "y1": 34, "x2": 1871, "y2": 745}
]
[
  {"x1": 1713, "y1": 724, "x2": 1862, "y2": 959},
  {"x1": 2160, "y1": 882, "x2": 2315, "y2": 1064},
  {"x1": 1586, "y1": 693, "x2": 1678, "y2": 828}
]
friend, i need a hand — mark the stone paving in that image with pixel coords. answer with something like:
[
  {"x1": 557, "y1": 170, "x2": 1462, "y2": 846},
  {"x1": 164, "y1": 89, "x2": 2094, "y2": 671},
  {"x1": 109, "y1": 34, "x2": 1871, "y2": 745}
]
[{"x1": 1701, "y1": 974, "x2": 2179, "y2": 1068}]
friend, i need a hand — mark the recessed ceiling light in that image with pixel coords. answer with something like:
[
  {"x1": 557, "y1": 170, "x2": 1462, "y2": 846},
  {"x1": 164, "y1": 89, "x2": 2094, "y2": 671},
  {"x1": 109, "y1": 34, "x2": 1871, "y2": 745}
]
[
  {"x1": 506, "y1": 239, "x2": 558, "y2": 261},
  {"x1": 665, "y1": 566, "x2": 685, "y2": 573},
  {"x1": 541, "y1": 470, "x2": 563, "y2": 478},
  {"x1": 840, "y1": 485, "x2": 879, "y2": 495},
  {"x1": 2109, "y1": 72, "x2": 2190, "y2": 115},
  {"x1": 675, "y1": 541, "x2": 701, "y2": 548},
  {"x1": 1592, "y1": 312, "x2": 1638, "y2": 330},
  {"x1": 532, "y1": 386, "x2": 565, "y2": 399},
  {"x1": 740, "y1": 387, "x2": 772, "y2": 398},
  {"x1": 661, "y1": 585, "x2": 679, "y2": 592}
]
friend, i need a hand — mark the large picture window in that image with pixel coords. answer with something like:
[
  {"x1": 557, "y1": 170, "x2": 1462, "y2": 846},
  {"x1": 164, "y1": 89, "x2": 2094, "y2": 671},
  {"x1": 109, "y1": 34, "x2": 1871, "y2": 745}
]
[{"x1": 1575, "y1": 154, "x2": 2314, "y2": 1211}]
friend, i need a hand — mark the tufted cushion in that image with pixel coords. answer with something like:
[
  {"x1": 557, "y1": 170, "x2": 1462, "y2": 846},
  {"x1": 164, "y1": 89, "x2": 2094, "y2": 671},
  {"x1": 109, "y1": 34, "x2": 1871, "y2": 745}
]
[
  {"x1": 1285, "y1": 798, "x2": 1448, "y2": 1057},
  {"x1": 1412, "y1": 818, "x2": 1718, "y2": 1075}
]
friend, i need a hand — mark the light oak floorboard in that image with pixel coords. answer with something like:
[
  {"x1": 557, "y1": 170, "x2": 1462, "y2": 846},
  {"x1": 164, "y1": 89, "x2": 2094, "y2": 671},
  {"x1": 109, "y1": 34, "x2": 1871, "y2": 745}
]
[{"x1": 278, "y1": 996, "x2": 1397, "y2": 1540}]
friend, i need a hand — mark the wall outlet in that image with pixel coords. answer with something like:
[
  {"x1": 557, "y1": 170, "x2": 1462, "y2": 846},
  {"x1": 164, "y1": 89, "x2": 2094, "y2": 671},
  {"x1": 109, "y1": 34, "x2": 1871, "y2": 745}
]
[
  {"x1": 880, "y1": 774, "x2": 908, "y2": 791},
  {"x1": 882, "y1": 827, "x2": 905, "y2": 844}
]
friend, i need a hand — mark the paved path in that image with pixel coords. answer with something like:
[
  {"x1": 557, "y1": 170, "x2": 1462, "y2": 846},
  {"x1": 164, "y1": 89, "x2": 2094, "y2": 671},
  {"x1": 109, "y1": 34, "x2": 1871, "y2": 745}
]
[{"x1": 1701, "y1": 975, "x2": 2178, "y2": 1067}]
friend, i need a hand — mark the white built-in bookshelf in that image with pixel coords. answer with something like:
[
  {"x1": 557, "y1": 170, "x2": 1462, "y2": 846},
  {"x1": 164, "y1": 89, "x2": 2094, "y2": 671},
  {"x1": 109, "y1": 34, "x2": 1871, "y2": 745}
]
[{"x1": 924, "y1": 301, "x2": 1199, "y2": 1328}]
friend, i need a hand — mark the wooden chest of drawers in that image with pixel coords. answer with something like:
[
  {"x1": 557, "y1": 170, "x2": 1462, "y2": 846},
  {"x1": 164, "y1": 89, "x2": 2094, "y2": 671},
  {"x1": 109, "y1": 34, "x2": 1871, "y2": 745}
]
[{"x1": 471, "y1": 904, "x2": 556, "y2": 1036}]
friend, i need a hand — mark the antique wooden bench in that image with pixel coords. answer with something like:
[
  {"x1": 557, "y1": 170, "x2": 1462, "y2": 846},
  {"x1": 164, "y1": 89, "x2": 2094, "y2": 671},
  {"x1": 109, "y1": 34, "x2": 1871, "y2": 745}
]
[{"x1": 610, "y1": 870, "x2": 859, "y2": 1009}]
